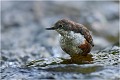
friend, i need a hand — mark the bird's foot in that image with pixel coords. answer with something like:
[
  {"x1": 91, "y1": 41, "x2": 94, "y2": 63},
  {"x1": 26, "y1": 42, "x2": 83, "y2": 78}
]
[{"x1": 69, "y1": 53, "x2": 93, "y2": 64}]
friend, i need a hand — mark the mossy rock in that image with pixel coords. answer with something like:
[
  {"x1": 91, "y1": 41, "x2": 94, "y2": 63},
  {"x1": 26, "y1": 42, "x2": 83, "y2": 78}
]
[{"x1": 26, "y1": 46, "x2": 120, "y2": 67}]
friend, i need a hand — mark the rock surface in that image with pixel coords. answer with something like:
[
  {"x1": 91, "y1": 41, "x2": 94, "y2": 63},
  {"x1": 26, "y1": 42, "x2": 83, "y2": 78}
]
[{"x1": 1, "y1": 1, "x2": 119, "y2": 80}]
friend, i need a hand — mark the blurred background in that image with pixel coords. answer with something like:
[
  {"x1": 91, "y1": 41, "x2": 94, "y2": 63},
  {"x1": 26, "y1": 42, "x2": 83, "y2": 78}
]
[{"x1": 1, "y1": 1, "x2": 119, "y2": 60}]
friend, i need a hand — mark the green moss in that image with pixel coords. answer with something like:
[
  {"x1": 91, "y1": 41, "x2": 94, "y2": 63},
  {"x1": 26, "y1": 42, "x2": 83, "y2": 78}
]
[{"x1": 25, "y1": 46, "x2": 120, "y2": 67}]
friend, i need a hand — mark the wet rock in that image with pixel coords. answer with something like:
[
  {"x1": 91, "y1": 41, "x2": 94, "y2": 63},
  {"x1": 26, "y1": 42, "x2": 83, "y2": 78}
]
[
  {"x1": 25, "y1": 46, "x2": 119, "y2": 67},
  {"x1": 1, "y1": 44, "x2": 120, "y2": 80},
  {"x1": 1, "y1": 45, "x2": 51, "y2": 66},
  {"x1": 1, "y1": 64, "x2": 120, "y2": 80},
  {"x1": 92, "y1": 46, "x2": 120, "y2": 65}
]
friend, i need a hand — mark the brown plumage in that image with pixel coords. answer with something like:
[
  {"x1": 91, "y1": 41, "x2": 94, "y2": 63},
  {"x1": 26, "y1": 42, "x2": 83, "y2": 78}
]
[
  {"x1": 46, "y1": 19, "x2": 94, "y2": 56},
  {"x1": 58, "y1": 19, "x2": 94, "y2": 46}
]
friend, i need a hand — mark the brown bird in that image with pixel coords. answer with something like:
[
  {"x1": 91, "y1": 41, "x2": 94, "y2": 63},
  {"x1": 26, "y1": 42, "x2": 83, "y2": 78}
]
[{"x1": 46, "y1": 19, "x2": 94, "y2": 58}]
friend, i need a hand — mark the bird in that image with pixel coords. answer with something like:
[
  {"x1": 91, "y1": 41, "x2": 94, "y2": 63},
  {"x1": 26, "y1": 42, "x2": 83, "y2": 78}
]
[{"x1": 46, "y1": 19, "x2": 94, "y2": 58}]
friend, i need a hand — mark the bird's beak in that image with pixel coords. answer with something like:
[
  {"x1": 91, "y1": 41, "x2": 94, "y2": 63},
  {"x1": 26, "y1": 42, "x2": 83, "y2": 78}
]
[{"x1": 46, "y1": 26, "x2": 57, "y2": 30}]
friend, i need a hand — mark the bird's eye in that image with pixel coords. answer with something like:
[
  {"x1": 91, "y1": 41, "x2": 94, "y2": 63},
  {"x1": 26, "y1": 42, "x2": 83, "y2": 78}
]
[{"x1": 59, "y1": 24, "x2": 63, "y2": 28}]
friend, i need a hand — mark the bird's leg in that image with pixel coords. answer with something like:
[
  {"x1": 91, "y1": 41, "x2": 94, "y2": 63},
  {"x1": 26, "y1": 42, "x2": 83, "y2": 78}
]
[{"x1": 70, "y1": 53, "x2": 93, "y2": 64}]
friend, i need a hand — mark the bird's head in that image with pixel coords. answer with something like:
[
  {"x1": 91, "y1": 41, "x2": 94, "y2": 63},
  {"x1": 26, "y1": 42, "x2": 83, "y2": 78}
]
[{"x1": 46, "y1": 19, "x2": 72, "y2": 35}]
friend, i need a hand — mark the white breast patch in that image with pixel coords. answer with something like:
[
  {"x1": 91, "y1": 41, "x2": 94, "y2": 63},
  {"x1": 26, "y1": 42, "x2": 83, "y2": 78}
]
[{"x1": 59, "y1": 31, "x2": 85, "y2": 55}]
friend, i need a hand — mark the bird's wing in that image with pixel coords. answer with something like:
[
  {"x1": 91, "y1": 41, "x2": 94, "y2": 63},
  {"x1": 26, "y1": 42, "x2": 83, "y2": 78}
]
[
  {"x1": 72, "y1": 23, "x2": 94, "y2": 47},
  {"x1": 80, "y1": 26, "x2": 94, "y2": 47}
]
